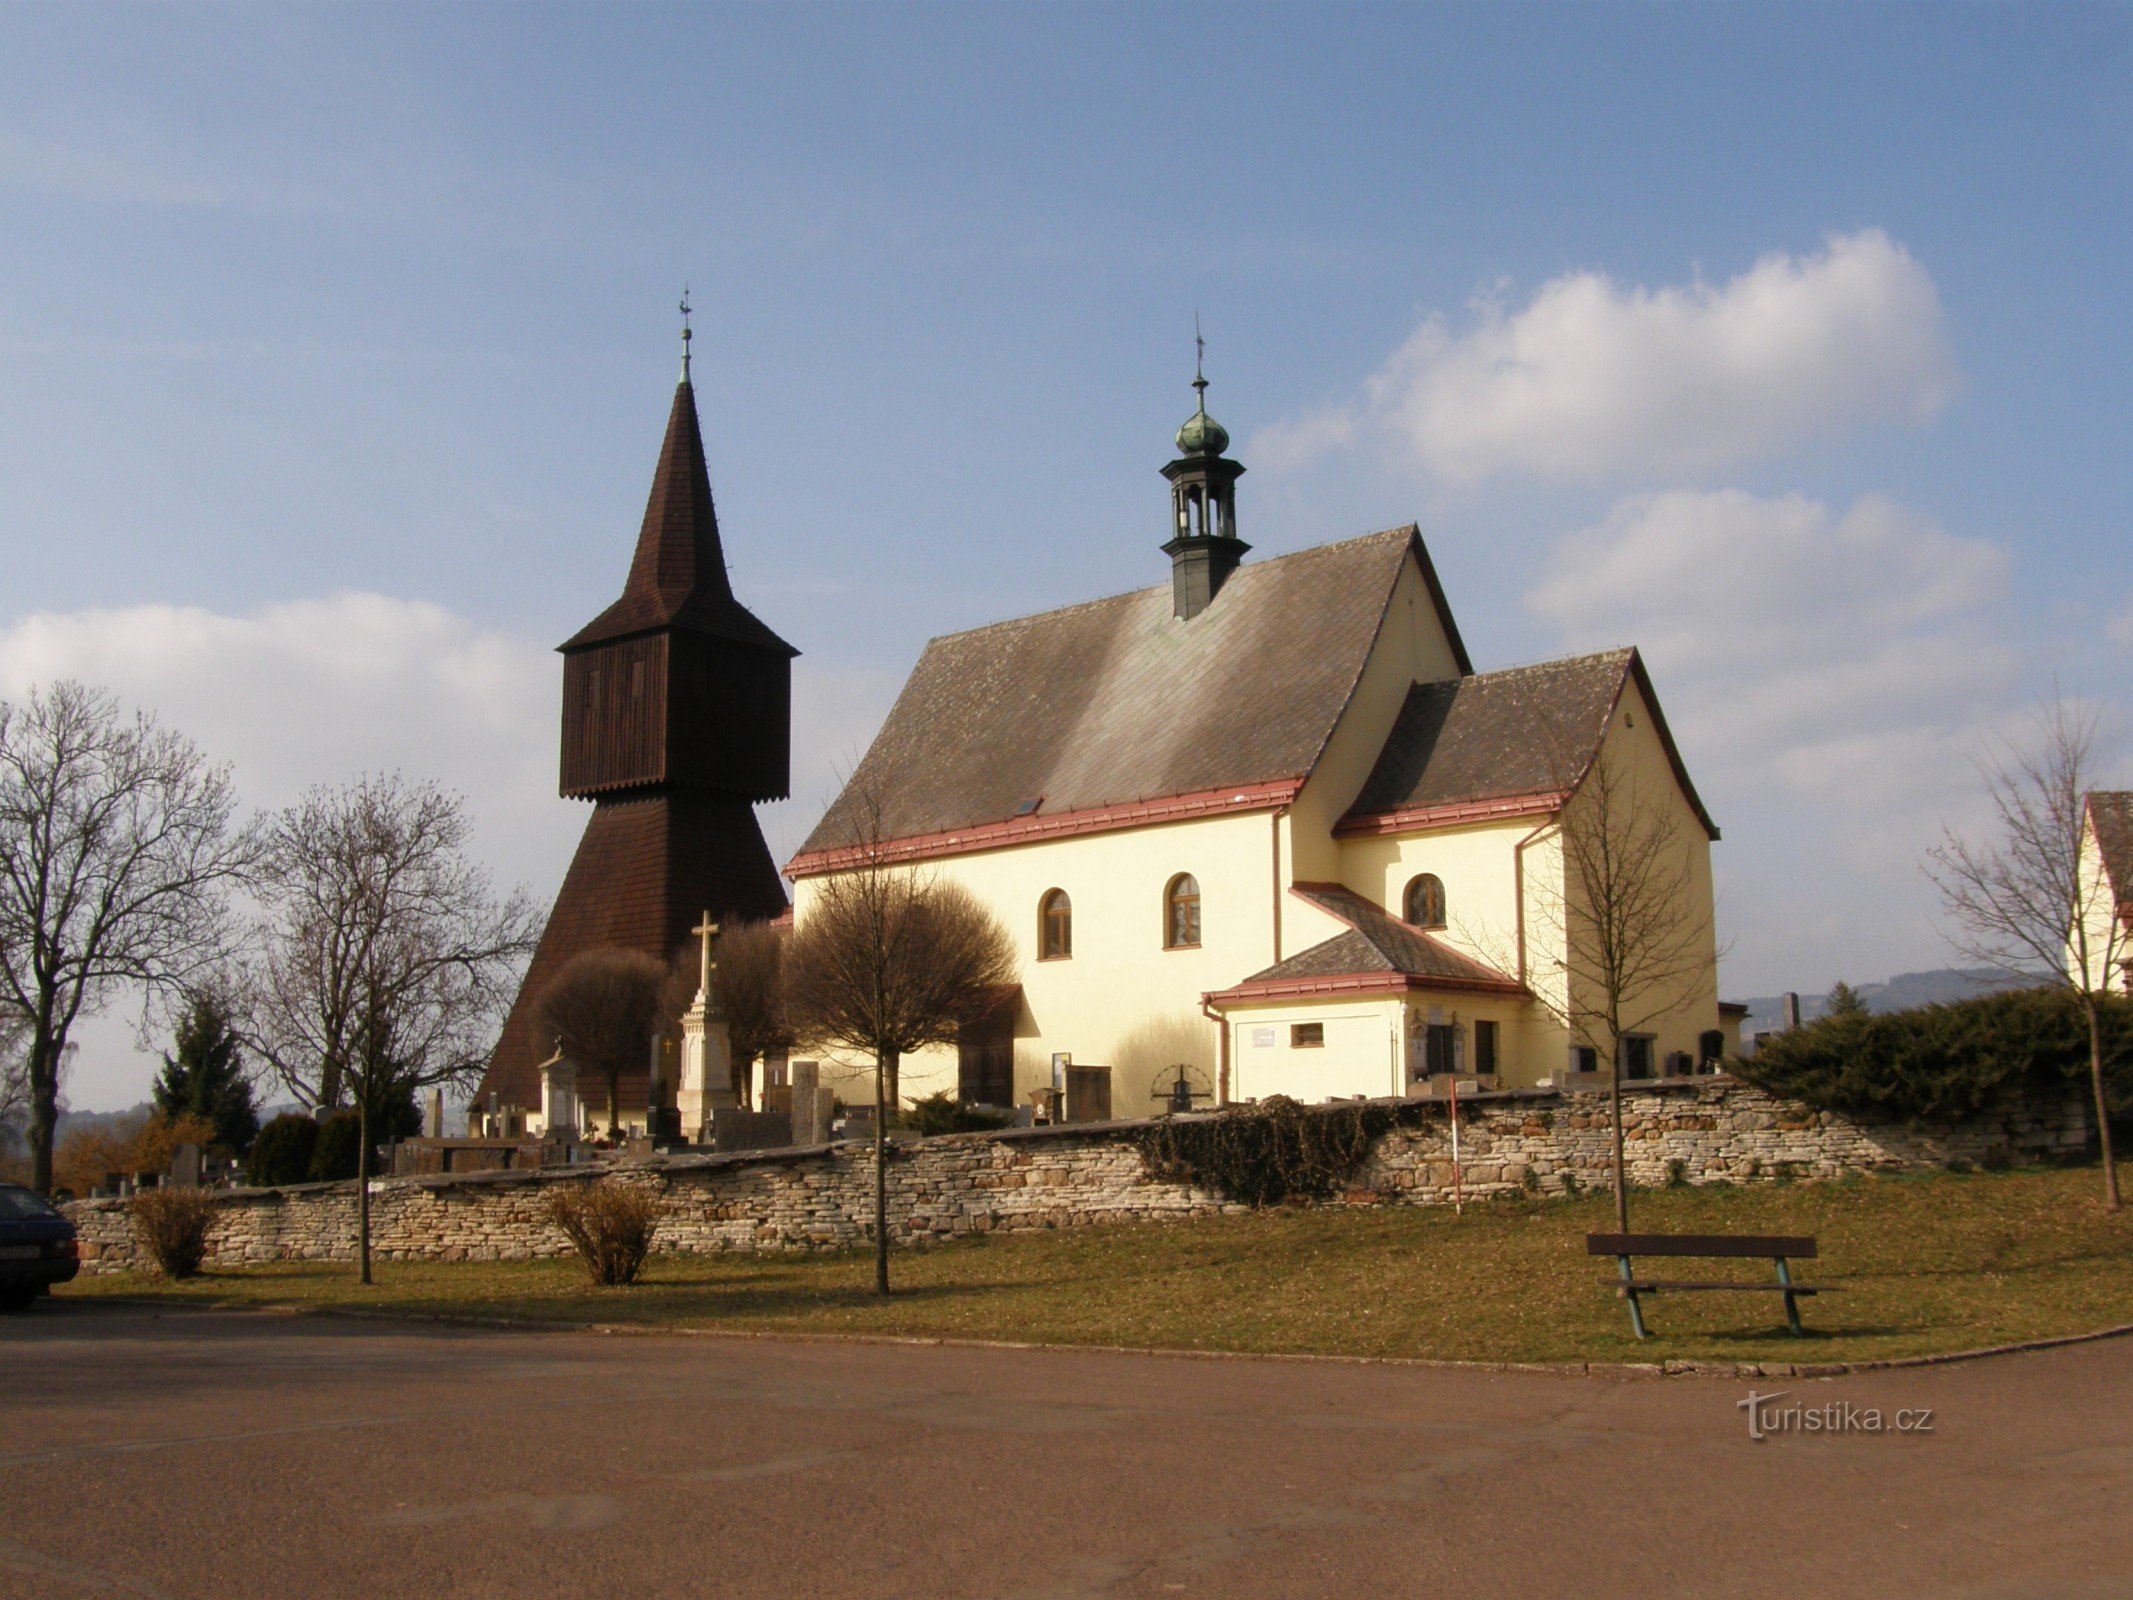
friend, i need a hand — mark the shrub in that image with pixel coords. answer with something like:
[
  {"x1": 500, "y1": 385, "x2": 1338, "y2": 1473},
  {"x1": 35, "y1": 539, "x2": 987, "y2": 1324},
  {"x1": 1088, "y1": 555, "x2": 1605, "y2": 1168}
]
[
  {"x1": 309, "y1": 1110, "x2": 364, "y2": 1182},
  {"x1": 1134, "y1": 1095, "x2": 1399, "y2": 1207},
  {"x1": 893, "y1": 1091, "x2": 1012, "y2": 1137},
  {"x1": 245, "y1": 1114, "x2": 319, "y2": 1187},
  {"x1": 130, "y1": 1187, "x2": 217, "y2": 1278},
  {"x1": 1733, "y1": 986, "x2": 2133, "y2": 1123},
  {"x1": 548, "y1": 1180, "x2": 660, "y2": 1286},
  {"x1": 1664, "y1": 1158, "x2": 1688, "y2": 1188}
]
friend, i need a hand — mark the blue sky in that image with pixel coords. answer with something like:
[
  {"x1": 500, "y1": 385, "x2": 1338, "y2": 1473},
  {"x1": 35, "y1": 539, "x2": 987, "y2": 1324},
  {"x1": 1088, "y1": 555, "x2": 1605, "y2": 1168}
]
[{"x1": 3, "y1": 3, "x2": 2130, "y2": 1108}]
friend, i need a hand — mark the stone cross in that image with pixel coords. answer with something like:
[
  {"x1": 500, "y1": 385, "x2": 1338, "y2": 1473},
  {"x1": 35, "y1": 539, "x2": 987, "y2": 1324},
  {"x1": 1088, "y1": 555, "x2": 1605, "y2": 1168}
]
[{"x1": 693, "y1": 911, "x2": 719, "y2": 1000}]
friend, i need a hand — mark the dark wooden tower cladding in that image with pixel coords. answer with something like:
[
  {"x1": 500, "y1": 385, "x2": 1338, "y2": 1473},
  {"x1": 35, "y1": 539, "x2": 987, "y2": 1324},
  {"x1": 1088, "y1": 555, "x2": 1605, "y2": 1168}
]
[{"x1": 477, "y1": 371, "x2": 797, "y2": 1116}]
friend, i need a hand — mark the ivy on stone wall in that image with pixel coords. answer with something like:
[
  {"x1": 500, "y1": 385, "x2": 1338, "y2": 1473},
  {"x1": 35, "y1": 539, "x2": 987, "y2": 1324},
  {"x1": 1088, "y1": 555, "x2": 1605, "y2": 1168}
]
[{"x1": 1134, "y1": 1095, "x2": 1418, "y2": 1207}]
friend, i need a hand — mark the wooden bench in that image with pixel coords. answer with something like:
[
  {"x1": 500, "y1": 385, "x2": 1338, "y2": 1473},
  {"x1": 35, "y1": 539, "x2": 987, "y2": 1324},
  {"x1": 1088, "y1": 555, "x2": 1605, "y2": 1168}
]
[{"x1": 1587, "y1": 1233, "x2": 1830, "y2": 1339}]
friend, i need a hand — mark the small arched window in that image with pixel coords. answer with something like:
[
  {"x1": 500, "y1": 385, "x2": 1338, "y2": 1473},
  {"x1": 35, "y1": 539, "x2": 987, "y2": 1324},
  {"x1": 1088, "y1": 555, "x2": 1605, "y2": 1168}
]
[
  {"x1": 1039, "y1": 889, "x2": 1073, "y2": 960},
  {"x1": 1403, "y1": 873, "x2": 1446, "y2": 930},
  {"x1": 1164, "y1": 873, "x2": 1201, "y2": 949}
]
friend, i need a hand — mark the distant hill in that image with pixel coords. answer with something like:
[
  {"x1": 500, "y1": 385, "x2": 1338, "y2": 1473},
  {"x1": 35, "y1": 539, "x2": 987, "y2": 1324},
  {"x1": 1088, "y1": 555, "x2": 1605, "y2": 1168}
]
[{"x1": 1737, "y1": 968, "x2": 2038, "y2": 1037}]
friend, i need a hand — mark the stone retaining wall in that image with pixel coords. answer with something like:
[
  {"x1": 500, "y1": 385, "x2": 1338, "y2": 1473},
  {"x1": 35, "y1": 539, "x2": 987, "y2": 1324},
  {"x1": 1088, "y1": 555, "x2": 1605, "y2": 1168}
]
[{"x1": 66, "y1": 1077, "x2": 2094, "y2": 1274}]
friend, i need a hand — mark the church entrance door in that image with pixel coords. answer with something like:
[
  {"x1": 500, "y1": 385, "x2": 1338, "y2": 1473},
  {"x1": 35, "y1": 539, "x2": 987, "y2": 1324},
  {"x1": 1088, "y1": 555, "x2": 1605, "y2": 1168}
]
[{"x1": 958, "y1": 986, "x2": 1020, "y2": 1109}]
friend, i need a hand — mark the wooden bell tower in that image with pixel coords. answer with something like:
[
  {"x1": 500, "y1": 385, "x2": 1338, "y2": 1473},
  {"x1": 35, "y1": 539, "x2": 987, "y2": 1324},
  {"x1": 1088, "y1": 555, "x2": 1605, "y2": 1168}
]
[{"x1": 478, "y1": 312, "x2": 796, "y2": 1121}]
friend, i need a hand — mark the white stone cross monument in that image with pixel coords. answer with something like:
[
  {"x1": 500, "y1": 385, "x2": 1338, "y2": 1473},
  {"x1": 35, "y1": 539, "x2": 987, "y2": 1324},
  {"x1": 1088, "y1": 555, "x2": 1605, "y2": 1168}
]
[{"x1": 675, "y1": 911, "x2": 737, "y2": 1138}]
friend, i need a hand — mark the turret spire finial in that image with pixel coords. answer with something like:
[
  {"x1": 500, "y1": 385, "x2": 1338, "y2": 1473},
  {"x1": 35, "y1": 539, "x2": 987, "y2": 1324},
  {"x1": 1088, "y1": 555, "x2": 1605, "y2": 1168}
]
[
  {"x1": 1192, "y1": 311, "x2": 1207, "y2": 414},
  {"x1": 679, "y1": 285, "x2": 694, "y2": 385}
]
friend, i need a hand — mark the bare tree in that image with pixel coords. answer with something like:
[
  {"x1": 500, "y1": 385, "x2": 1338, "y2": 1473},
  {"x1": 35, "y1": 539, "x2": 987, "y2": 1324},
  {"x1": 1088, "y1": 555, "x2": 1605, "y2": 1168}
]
[
  {"x1": 539, "y1": 948, "x2": 667, "y2": 1137},
  {"x1": 710, "y1": 918, "x2": 793, "y2": 1099},
  {"x1": 1927, "y1": 695, "x2": 2122, "y2": 1209},
  {"x1": 241, "y1": 775, "x2": 537, "y2": 1281},
  {"x1": 786, "y1": 861, "x2": 1016, "y2": 1296},
  {"x1": 0, "y1": 682, "x2": 258, "y2": 1194},
  {"x1": 1519, "y1": 740, "x2": 1712, "y2": 1234}
]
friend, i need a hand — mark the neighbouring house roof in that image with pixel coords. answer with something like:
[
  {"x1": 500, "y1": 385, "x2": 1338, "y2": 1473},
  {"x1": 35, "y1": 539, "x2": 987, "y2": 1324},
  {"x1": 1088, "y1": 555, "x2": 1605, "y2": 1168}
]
[
  {"x1": 1337, "y1": 647, "x2": 1719, "y2": 841},
  {"x1": 1206, "y1": 882, "x2": 1523, "y2": 1005},
  {"x1": 561, "y1": 380, "x2": 797, "y2": 657},
  {"x1": 2087, "y1": 791, "x2": 2133, "y2": 906},
  {"x1": 790, "y1": 526, "x2": 1470, "y2": 873}
]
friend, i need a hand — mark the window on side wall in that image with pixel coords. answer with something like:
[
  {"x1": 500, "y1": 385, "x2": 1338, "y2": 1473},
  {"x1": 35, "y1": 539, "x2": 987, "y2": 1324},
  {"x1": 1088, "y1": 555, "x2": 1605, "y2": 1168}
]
[
  {"x1": 1402, "y1": 873, "x2": 1446, "y2": 929},
  {"x1": 1290, "y1": 1022, "x2": 1324, "y2": 1049},
  {"x1": 1039, "y1": 889, "x2": 1072, "y2": 960},
  {"x1": 1573, "y1": 1045, "x2": 1599, "y2": 1075},
  {"x1": 1621, "y1": 1035, "x2": 1656, "y2": 1080},
  {"x1": 1474, "y1": 1020, "x2": 1498, "y2": 1076},
  {"x1": 1164, "y1": 873, "x2": 1201, "y2": 949}
]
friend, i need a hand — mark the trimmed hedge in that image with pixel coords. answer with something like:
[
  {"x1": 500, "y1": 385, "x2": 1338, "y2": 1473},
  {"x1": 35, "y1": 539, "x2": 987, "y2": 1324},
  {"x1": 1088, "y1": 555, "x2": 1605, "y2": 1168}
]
[{"x1": 1733, "y1": 986, "x2": 2133, "y2": 1122}]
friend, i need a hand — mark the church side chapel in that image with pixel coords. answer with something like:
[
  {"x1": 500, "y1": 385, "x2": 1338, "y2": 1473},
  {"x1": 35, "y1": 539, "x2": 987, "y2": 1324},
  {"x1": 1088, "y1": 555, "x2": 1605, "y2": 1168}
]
[{"x1": 788, "y1": 354, "x2": 1742, "y2": 1117}]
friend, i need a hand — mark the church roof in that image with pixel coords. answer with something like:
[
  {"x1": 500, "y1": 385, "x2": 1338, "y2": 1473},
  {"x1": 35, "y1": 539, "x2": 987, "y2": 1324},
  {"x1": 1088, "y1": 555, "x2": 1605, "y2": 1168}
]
[
  {"x1": 791, "y1": 526, "x2": 1467, "y2": 870},
  {"x1": 562, "y1": 380, "x2": 797, "y2": 657},
  {"x1": 1340, "y1": 647, "x2": 1718, "y2": 840},
  {"x1": 2086, "y1": 791, "x2": 2133, "y2": 903},
  {"x1": 1208, "y1": 882, "x2": 1521, "y2": 1002}
]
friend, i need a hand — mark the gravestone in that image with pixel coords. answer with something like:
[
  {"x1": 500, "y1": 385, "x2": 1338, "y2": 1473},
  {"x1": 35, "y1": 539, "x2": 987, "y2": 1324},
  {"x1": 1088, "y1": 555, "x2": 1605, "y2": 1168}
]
[
  {"x1": 167, "y1": 1143, "x2": 202, "y2": 1190},
  {"x1": 424, "y1": 1089, "x2": 445, "y2": 1140},
  {"x1": 789, "y1": 1060, "x2": 823, "y2": 1145}
]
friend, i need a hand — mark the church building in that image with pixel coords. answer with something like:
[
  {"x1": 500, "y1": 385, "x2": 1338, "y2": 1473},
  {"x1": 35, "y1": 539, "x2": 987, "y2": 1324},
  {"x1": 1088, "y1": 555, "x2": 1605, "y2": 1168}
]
[{"x1": 788, "y1": 363, "x2": 1740, "y2": 1116}]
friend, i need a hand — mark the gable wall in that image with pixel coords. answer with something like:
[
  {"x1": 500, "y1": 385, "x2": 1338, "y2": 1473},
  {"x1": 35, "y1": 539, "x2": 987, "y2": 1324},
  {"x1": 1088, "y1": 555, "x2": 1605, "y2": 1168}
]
[
  {"x1": 2074, "y1": 819, "x2": 2125, "y2": 994},
  {"x1": 1555, "y1": 672, "x2": 1722, "y2": 1069},
  {"x1": 1286, "y1": 554, "x2": 1466, "y2": 885}
]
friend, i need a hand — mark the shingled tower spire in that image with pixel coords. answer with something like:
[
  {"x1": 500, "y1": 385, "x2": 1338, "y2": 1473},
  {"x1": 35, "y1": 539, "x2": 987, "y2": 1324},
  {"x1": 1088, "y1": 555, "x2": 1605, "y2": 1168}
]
[{"x1": 478, "y1": 309, "x2": 795, "y2": 1121}]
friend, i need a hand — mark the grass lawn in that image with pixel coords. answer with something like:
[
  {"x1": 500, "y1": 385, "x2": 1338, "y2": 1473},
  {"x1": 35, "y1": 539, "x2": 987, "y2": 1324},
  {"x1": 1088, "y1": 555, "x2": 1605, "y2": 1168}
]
[{"x1": 58, "y1": 1164, "x2": 2133, "y2": 1368}]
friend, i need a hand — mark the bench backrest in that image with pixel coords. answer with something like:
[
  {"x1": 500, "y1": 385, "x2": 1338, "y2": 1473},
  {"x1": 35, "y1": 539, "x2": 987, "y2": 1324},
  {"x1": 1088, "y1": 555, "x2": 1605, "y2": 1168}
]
[{"x1": 1586, "y1": 1233, "x2": 1817, "y2": 1259}]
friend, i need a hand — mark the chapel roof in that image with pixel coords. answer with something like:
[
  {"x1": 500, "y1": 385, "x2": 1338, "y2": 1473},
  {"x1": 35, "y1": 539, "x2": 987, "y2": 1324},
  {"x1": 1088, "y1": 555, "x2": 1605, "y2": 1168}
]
[
  {"x1": 793, "y1": 526, "x2": 1468, "y2": 863},
  {"x1": 1213, "y1": 882, "x2": 1521, "y2": 999},
  {"x1": 561, "y1": 379, "x2": 797, "y2": 657},
  {"x1": 1341, "y1": 648, "x2": 1719, "y2": 840},
  {"x1": 2087, "y1": 791, "x2": 2133, "y2": 903}
]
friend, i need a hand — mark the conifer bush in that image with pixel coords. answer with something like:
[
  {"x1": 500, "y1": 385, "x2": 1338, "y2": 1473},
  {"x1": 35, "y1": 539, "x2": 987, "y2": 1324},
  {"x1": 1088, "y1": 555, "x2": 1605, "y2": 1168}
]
[
  {"x1": 1734, "y1": 987, "x2": 2133, "y2": 1123},
  {"x1": 548, "y1": 1180, "x2": 661, "y2": 1286},
  {"x1": 244, "y1": 1114, "x2": 319, "y2": 1188},
  {"x1": 130, "y1": 1187, "x2": 218, "y2": 1279}
]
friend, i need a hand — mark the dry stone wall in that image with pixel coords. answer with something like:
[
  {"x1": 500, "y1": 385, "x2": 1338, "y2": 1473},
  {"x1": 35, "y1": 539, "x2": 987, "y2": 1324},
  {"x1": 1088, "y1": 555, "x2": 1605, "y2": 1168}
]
[{"x1": 66, "y1": 1077, "x2": 2093, "y2": 1274}]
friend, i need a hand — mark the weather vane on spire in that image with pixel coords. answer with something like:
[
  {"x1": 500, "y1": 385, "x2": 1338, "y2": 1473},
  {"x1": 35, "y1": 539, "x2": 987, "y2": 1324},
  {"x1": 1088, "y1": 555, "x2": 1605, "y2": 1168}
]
[
  {"x1": 1192, "y1": 311, "x2": 1208, "y2": 412},
  {"x1": 680, "y1": 285, "x2": 694, "y2": 384}
]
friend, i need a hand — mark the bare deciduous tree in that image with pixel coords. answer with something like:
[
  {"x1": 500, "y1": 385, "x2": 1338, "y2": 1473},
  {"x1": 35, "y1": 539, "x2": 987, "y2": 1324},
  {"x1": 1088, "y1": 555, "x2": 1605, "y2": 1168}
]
[
  {"x1": 241, "y1": 775, "x2": 538, "y2": 1281},
  {"x1": 1928, "y1": 695, "x2": 2122, "y2": 1209},
  {"x1": 539, "y1": 947, "x2": 667, "y2": 1137},
  {"x1": 0, "y1": 682, "x2": 257, "y2": 1194},
  {"x1": 786, "y1": 851, "x2": 1016, "y2": 1296},
  {"x1": 1520, "y1": 740, "x2": 1713, "y2": 1234}
]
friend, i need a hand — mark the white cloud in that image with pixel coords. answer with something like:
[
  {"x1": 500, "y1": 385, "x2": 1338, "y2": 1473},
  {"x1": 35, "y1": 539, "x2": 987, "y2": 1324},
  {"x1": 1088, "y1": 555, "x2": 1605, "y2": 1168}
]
[
  {"x1": 1259, "y1": 231, "x2": 1957, "y2": 486},
  {"x1": 1525, "y1": 489, "x2": 2024, "y2": 993},
  {"x1": 1528, "y1": 488, "x2": 2011, "y2": 803},
  {"x1": 0, "y1": 594, "x2": 898, "y2": 1109}
]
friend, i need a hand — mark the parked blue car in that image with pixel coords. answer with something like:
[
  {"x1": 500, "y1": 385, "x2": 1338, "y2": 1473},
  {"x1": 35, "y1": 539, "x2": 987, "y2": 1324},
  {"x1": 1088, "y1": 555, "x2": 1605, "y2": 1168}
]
[{"x1": 0, "y1": 1183, "x2": 79, "y2": 1311}]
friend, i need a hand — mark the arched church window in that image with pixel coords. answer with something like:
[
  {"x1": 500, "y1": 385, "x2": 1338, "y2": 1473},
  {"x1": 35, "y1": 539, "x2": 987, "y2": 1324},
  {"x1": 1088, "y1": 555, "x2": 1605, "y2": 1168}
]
[
  {"x1": 1164, "y1": 874, "x2": 1201, "y2": 949},
  {"x1": 1039, "y1": 889, "x2": 1073, "y2": 960},
  {"x1": 1403, "y1": 873, "x2": 1446, "y2": 930}
]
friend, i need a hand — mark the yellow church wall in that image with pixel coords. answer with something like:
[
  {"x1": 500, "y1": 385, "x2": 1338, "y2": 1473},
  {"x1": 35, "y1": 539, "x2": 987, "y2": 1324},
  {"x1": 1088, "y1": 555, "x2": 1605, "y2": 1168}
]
[
  {"x1": 2072, "y1": 820, "x2": 2125, "y2": 994},
  {"x1": 1223, "y1": 995, "x2": 1407, "y2": 1102},
  {"x1": 790, "y1": 805, "x2": 1284, "y2": 1115},
  {"x1": 1553, "y1": 672, "x2": 1724, "y2": 1073},
  {"x1": 1285, "y1": 552, "x2": 1467, "y2": 885}
]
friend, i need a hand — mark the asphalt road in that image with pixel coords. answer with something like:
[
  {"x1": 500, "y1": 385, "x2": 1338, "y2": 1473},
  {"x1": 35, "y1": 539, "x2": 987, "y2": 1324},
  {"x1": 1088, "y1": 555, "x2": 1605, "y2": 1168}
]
[{"x1": 1, "y1": 1303, "x2": 2127, "y2": 1600}]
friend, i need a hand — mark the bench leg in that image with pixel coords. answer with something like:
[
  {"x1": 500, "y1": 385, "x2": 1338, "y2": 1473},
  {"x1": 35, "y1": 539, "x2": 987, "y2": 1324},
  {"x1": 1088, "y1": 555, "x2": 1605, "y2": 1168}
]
[
  {"x1": 1774, "y1": 1257, "x2": 1804, "y2": 1336},
  {"x1": 1617, "y1": 1255, "x2": 1649, "y2": 1340}
]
